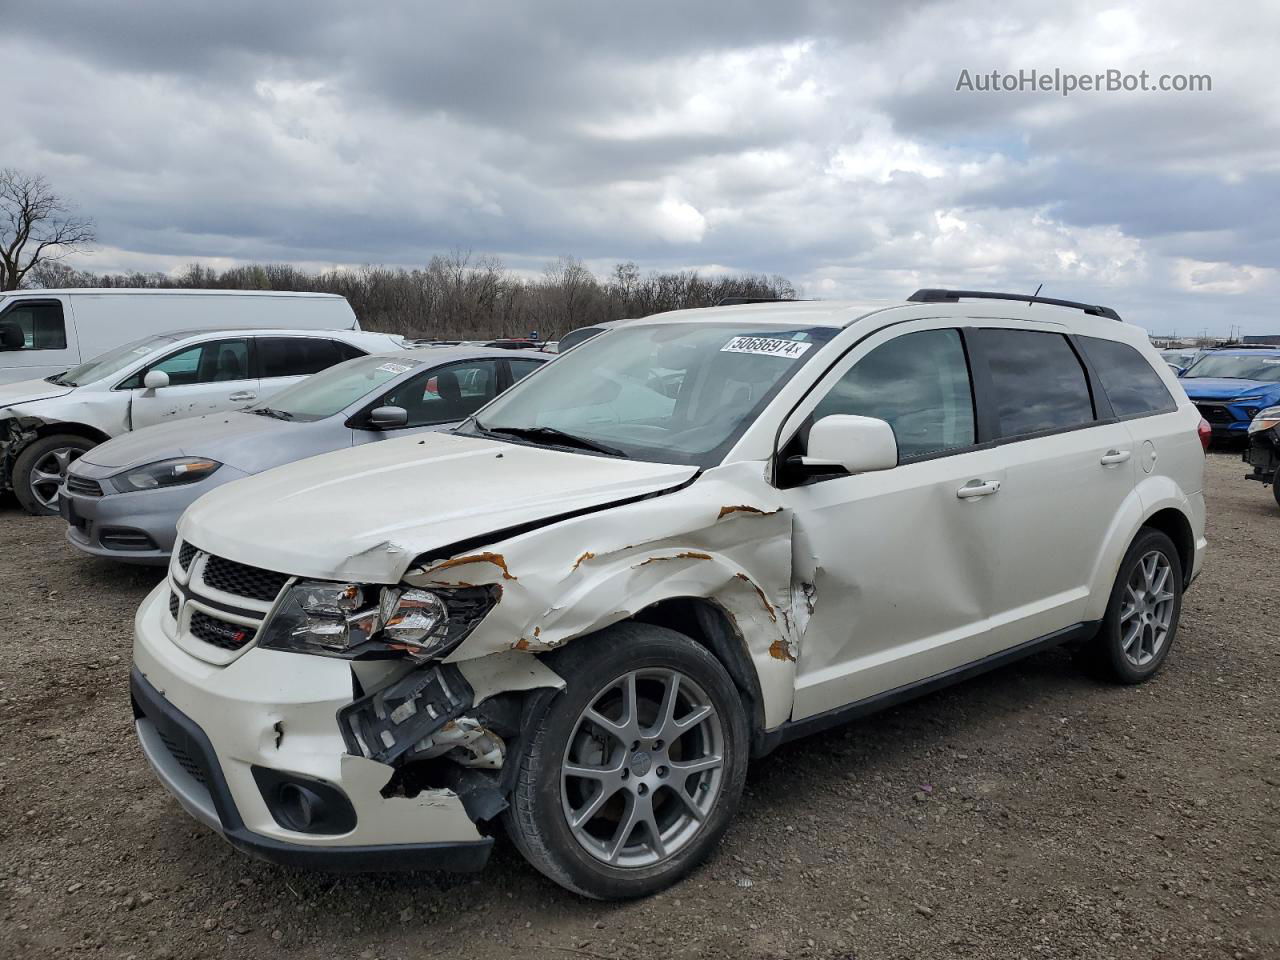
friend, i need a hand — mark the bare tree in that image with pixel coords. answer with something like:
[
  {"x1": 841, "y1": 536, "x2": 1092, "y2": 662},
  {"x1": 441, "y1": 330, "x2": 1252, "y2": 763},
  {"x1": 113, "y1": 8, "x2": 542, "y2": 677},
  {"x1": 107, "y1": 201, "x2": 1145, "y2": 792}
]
[{"x1": 0, "y1": 169, "x2": 95, "y2": 290}]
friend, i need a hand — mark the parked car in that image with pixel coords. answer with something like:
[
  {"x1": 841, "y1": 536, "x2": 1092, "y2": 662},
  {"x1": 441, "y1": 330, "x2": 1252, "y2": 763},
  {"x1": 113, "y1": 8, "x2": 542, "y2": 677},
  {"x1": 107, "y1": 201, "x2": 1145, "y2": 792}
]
[
  {"x1": 0, "y1": 288, "x2": 359, "y2": 385},
  {"x1": 1244, "y1": 405, "x2": 1280, "y2": 507},
  {"x1": 1, "y1": 327, "x2": 402, "y2": 514},
  {"x1": 131, "y1": 289, "x2": 1206, "y2": 899},
  {"x1": 1179, "y1": 346, "x2": 1280, "y2": 439},
  {"x1": 60, "y1": 346, "x2": 547, "y2": 564},
  {"x1": 1159, "y1": 347, "x2": 1201, "y2": 374}
]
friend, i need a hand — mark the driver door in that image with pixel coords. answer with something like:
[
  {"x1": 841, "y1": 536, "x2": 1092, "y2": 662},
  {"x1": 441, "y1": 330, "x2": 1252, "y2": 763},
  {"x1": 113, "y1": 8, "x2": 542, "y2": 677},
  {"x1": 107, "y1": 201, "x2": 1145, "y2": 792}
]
[
  {"x1": 779, "y1": 324, "x2": 1008, "y2": 720},
  {"x1": 128, "y1": 337, "x2": 259, "y2": 430},
  {"x1": 351, "y1": 358, "x2": 504, "y2": 445}
]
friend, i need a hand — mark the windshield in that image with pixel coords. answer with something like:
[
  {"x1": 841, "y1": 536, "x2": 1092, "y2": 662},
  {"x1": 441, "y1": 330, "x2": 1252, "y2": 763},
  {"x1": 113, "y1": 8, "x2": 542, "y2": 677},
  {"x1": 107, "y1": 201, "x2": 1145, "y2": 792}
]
[
  {"x1": 254, "y1": 354, "x2": 422, "y2": 421},
  {"x1": 1182, "y1": 354, "x2": 1280, "y2": 382},
  {"x1": 470, "y1": 322, "x2": 836, "y2": 466},
  {"x1": 54, "y1": 335, "x2": 178, "y2": 387}
]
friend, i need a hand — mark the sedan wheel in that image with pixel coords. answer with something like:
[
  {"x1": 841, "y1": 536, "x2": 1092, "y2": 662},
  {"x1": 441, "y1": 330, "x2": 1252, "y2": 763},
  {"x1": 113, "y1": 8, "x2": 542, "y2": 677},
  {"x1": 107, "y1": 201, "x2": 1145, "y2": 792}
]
[{"x1": 12, "y1": 434, "x2": 97, "y2": 516}]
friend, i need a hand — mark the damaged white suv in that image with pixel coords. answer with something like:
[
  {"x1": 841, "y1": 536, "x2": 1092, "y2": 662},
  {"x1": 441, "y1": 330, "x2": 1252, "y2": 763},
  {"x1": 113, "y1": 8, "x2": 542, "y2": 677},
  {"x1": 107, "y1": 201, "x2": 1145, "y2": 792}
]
[{"x1": 131, "y1": 290, "x2": 1207, "y2": 899}]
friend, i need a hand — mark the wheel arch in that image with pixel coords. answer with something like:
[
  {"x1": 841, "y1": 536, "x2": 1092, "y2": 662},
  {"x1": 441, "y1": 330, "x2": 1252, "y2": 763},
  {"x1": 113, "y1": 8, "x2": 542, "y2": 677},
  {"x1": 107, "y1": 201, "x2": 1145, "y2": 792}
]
[{"x1": 1140, "y1": 506, "x2": 1195, "y2": 588}]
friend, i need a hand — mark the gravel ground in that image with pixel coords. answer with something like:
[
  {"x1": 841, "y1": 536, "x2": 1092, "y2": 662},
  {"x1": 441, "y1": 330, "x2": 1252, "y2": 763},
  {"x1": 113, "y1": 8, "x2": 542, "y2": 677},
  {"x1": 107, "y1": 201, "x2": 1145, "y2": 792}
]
[{"x1": 1, "y1": 451, "x2": 1277, "y2": 960}]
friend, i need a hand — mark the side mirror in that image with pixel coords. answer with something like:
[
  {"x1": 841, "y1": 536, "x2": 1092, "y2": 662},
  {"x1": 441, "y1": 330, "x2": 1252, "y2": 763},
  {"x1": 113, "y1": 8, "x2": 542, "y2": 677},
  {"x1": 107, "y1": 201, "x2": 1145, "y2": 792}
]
[
  {"x1": 801, "y1": 415, "x2": 898, "y2": 474},
  {"x1": 142, "y1": 369, "x2": 170, "y2": 390},
  {"x1": 366, "y1": 405, "x2": 409, "y2": 429}
]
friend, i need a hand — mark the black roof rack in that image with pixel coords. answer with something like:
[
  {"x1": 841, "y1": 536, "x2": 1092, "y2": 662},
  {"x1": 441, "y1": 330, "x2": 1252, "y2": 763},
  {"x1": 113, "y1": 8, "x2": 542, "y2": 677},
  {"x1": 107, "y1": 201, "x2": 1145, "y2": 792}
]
[
  {"x1": 1205, "y1": 342, "x2": 1280, "y2": 350},
  {"x1": 907, "y1": 288, "x2": 1122, "y2": 322}
]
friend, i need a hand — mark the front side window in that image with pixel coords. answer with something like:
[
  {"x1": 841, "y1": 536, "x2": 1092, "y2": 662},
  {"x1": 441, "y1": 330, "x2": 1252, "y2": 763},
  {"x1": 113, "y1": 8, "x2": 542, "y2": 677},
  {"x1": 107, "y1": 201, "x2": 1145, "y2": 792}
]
[
  {"x1": 976, "y1": 329, "x2": 1095, "y2": 438},
  {"x1": 258, "y1": 337, "x2": 350, "y2": 379},
  {"x1": 470, "y1": 322, "x2": 836, "y2": 466},
  {"x1": 811, "y1": 328, "x2": 976, "y2": 460},
  {"x1": 121, "y1": 338, "x2": 251, "y2": 388},
  {"x1": 1182, "y1": 353, "x2": 1280, "y2": 382},
  {"x1": 1079, "y1": 337, "x2": 1178, "y2": 418},
  {"x1": 0, "y1": 301, "x2": 67, "y2": 352},
  {"x1": 381, "y1": 359, "x2": 500, "y2": 425},
  {"x1": 253, "y1": 354, "x2": 423, "y2": 421}
]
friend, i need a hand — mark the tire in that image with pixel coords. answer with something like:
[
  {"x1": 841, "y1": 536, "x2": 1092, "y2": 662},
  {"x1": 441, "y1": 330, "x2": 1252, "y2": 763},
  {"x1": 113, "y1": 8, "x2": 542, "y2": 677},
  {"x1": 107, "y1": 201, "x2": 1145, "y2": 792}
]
[
  {"x1": 12, "y1": 434, "x2": 96, "y2": 516},
  {"x1": 503, "y1": 621, "x2": 749, "y2": 899},
  {"x1": 1083, "y1": 528, "x2": 1183, "y2": 684},
  {"x1": 1273, "y1": 480, "x2": 1280, "y2": 510}
]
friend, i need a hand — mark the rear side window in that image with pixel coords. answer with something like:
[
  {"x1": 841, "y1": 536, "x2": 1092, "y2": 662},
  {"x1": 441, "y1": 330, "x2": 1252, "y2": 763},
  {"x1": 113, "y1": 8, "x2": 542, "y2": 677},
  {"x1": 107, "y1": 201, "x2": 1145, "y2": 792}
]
[
  {"x1": 976, "y1": 329, "x2": 1094, "y2": 438},
  {"x1": 0, "y1": 300, "x2": 67, "y2": 351},
  {"x1": 1078, "y1": 337, "x2": 1178, "y2": 418},
  {"x1": 507, "y1": 358, "x2": 544, "y2": 383},
  {"x1": 812, "y1": 328, "x2": 976, "y2": 459},
  {"x1": 258, "y1": 337, "x2": 350, "y2": 378}
]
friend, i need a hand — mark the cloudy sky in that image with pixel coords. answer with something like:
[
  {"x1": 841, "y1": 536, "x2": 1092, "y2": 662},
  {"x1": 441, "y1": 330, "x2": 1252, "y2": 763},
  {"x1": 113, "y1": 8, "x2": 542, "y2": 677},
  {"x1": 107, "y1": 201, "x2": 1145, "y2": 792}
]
[{"x1": 8, "y1": 0, "x2": 1279, "y2": 334}]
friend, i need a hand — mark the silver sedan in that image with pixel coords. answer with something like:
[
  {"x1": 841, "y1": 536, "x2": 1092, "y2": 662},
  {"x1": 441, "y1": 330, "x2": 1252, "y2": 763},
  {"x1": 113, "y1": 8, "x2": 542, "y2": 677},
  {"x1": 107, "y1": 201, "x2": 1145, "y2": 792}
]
[{"x1": 58, "y1": 345, "x2": 548, "y2": 564}]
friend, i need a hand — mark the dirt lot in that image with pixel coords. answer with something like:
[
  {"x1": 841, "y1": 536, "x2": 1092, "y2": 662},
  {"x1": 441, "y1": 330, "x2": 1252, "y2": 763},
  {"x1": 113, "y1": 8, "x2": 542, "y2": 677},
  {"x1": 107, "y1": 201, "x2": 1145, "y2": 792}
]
[{"x1": 1, "y1": 451, "x2": 1277, "y2": 960}]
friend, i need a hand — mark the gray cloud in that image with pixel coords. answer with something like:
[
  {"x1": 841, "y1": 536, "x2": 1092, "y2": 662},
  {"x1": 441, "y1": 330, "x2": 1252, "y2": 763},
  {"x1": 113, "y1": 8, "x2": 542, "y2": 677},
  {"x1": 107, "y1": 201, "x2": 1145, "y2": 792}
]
[{"x1": 6, "y1": 0, "x2": 1278, "y2": 333}]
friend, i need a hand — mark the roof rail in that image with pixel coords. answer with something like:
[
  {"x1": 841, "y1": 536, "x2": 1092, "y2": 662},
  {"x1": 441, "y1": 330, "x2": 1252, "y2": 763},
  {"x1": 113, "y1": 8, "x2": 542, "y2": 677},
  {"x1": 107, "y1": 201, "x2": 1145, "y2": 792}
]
[
  {"x1": 1206, "y1": 342, "x2": 1280, "y2": 350},
  {"x1": 907, "y1": 288, "x2": 1122, "y2": 322},
  {"x1": 714, "y1": 297, "x2": 800, "y2": 307}
]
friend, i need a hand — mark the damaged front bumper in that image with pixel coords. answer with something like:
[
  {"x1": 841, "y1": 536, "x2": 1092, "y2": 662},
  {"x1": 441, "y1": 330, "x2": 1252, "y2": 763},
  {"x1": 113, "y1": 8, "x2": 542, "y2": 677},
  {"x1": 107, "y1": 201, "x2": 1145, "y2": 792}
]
[{"x1": 131, "y1": 585, "x2": 494, "y2": 872}]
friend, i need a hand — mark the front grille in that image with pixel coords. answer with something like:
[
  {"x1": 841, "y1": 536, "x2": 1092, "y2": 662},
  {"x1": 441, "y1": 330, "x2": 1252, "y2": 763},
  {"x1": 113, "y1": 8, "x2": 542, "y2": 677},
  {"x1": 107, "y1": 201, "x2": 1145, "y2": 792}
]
[
  {"x1": 177, "y1": 542, "x2": 198, "y2": 570},
  {"x1": 168, "y1": 591, "x2": 180, "y2": 618},
  {"x1": 189, "y1": 610, "x2": 256, "y2": 651},
  {"x1": 201, "y1": 555, "x2": 289, "y2": 602},
  {"x1": 154, "y1": 726, "x2": 207, "y2": 786},
  {"x1": 65, "y1": 474, "x2": 103, "y2": 497},
  {"x1": 1196, "y1": 403, "x2": 1238, "y2": 424}
]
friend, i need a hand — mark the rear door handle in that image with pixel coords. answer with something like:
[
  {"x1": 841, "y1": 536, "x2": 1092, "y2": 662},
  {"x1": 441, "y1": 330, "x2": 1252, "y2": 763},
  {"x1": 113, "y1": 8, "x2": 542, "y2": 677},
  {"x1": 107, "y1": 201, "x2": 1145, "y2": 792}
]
[
  {"x1": 229, "y1": 392, "x2": 256, "y2": 402},
  {"x1": 1100, "y1": 449, "x2": 1132, "y2": 465},
  {"x1": 957, "y1": 479, "x2": 1001, "y2": 499}
]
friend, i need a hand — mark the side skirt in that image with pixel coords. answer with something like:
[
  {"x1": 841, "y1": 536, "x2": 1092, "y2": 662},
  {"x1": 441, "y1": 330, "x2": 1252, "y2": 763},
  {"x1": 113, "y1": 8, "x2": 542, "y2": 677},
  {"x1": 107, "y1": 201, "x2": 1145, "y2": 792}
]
[{"x1": 751, "y1": 620, "x2": 1100, "y2": 758}]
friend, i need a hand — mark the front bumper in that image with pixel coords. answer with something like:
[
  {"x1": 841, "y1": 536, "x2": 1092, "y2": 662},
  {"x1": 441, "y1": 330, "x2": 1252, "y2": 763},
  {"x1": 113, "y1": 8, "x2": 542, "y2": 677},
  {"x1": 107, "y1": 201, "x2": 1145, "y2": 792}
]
[
  {"x1": 1245, "y1": 430, "x2": 1280, "y2": 484},
  {"x1": 1192, "y1": 402, "x2": 1259, "y2": 438},
  {"x1": 131, "y1": 585, "x2": 493, "y2": 872},
  {"x1": 61, "y1": 467, "x2": 247, "y2": 565}
]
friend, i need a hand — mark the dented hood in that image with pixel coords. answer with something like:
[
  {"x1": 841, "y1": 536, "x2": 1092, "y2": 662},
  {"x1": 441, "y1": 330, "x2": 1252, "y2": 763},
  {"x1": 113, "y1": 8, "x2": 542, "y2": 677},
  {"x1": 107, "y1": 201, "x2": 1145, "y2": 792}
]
[
  {"x1": 0, "y1": 376, "x2": 75, "y2": 411},
  {"x1": 178, "y1": 431, "x2": 698, "y2": 583}
]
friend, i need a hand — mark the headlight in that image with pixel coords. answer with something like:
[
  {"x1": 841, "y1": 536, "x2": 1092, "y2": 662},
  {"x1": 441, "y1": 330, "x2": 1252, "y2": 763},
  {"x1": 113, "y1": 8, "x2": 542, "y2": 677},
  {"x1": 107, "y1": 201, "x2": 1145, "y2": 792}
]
[
  {"x1": 1249, "y1": 406, "x2": 1280, "y2": 435},
  {"x1": 110, "y1": 457, "x2": 221, "y2": 493},
  {"x1": 259, "y1": 580, "x2": 499, "y2": 661}
]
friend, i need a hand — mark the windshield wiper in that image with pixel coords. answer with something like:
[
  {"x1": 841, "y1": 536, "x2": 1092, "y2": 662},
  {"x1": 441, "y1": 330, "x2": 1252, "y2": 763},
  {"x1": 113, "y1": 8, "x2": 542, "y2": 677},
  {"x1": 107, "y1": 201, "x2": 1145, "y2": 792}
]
[
  {"x1": 478, "y1": 424, "x2": 627, "y2": 457},
  {"x1": 250, "y1": 407, "x2": 295, "y2": 420}
]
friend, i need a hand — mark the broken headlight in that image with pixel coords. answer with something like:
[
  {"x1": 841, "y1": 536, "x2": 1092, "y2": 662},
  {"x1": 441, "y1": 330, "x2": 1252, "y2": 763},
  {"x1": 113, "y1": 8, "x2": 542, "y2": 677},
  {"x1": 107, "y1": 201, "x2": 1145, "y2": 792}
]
[
  {"x1": 258, "y1": 580, "x2": 499, "y2": 662},
  {"x1": 1248, "y1": 406, "x2": 1280, "y2": 435}
]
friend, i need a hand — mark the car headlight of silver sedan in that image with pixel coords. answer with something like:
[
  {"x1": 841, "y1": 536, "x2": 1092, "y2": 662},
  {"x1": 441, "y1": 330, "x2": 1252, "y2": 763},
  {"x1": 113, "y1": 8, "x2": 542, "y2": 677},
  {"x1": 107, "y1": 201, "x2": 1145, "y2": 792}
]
[
  {"x1": 258, "y1": 581, "x2": 500, "y2": 662},
  {"x1": 109, "y1": 457, "x2": 222, "y2": 492}
]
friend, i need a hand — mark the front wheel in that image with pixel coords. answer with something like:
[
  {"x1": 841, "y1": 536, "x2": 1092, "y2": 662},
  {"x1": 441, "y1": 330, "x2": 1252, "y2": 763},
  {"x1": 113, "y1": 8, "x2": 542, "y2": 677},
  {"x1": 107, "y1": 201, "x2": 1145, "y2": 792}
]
[
  {"x1": 504, "y1": 622, "x2": 748, "y2": 899},
  {"x1": 1084, "y1": 528, "x2": 1183, "y2": 684},
  {"x1": 12, "y1": 434, "x2": 96, "y2": 516}
]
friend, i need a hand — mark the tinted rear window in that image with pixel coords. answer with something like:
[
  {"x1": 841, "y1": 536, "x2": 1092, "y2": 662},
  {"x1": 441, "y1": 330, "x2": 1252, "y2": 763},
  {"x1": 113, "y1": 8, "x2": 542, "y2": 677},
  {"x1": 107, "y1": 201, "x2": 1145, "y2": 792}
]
[
  {"x1": 1079, "y1": 337, "x2": 1177, "y2": 418},
  {"x1": 977, "y1": 329, "x2": 1095, "y2": 438},
  {"x1": 258, "y1": 337, "x2": 350, "y2": 378}
]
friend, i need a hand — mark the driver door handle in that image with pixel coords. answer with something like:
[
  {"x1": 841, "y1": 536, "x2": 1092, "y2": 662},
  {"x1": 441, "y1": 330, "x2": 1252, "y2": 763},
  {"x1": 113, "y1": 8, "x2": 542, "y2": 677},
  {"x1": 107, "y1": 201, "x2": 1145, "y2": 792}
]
[
  {"x1": 957, "y1": 479, "x2": 1001, "y2": 499},
  {"x1": 1100, "y1": 449, "x2": 1132, "y2": 465},
  {"x1": 229, "y1": 391, "x2": 256, "y2": 402}
]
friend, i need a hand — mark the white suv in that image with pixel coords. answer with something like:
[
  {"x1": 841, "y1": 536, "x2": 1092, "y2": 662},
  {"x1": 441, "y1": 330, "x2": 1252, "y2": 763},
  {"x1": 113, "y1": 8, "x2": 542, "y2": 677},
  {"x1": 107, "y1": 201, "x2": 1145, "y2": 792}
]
[
  {"x1": 0, "y1": 327, "x2": 403, "y2": 513},
  {"x1": 130, "y1": 291, "x2": 1207, "y2": 899}
]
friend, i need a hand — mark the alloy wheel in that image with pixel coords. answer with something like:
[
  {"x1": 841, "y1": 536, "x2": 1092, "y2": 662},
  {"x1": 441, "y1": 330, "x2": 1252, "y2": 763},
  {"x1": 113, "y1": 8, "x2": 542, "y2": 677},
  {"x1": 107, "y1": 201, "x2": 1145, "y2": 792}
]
[
  {"x1": 28, "y1": 446, "x2": 83, "y2": 510},
  {"x1": 1119, "y1": 550, "x2": 1176, "y2": 668},
  {"x1": 560, "y1": 668, "x2": 725, "y2": 868}
]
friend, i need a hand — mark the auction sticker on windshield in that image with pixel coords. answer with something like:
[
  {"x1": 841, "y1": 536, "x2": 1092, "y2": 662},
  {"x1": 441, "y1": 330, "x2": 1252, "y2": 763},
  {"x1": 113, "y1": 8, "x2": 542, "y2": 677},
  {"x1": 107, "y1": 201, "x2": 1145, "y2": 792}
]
[
  {"x1": 375, "y1": 361, "x2": 412, "y2": 374},
  {"x1": 720, "y1": 336, "x2": 813, "y2": 359}
]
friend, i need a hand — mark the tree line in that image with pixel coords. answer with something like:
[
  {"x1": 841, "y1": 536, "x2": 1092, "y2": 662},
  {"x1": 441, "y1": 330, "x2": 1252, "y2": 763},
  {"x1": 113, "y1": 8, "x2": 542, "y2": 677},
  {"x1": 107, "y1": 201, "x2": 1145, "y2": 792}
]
[{"x1": 28, "y1": 254, "x2": 796, "y2": 340}]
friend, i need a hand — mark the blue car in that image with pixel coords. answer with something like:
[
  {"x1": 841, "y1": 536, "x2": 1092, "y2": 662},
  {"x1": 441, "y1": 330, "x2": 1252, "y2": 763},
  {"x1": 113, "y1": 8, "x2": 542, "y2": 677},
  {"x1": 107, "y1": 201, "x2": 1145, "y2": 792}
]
[{"x1": 1179, "y1": 346, "x2": 1280, "y2": 438}]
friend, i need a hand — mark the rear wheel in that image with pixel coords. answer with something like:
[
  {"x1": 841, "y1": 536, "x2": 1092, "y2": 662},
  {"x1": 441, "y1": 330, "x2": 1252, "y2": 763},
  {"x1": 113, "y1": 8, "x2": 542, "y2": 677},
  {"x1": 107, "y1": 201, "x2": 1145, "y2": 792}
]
[
  {"x1": 504, "y1": 622, "x2": 748, "y2": 899},
  {"x1": 1084, "y1": 528, "x2": 1183, "y2": 684},
  {"x1": 13, "y1": 434, "x2": 96, "y2": 516}
]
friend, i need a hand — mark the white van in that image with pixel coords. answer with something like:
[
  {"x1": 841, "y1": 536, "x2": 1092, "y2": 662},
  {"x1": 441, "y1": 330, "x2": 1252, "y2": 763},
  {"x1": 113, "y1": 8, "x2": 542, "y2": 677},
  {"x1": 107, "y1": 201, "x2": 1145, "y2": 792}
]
[{"x1": 0, "y1": 289, "x2": 359, "y2": 385}]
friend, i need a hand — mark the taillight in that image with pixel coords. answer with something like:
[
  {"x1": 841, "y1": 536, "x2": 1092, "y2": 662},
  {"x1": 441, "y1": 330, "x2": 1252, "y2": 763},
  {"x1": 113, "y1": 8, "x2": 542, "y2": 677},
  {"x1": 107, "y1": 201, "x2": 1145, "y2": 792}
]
[{"x1": 1197, "y1": 418, "x2": 1212, "y2": 452}]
